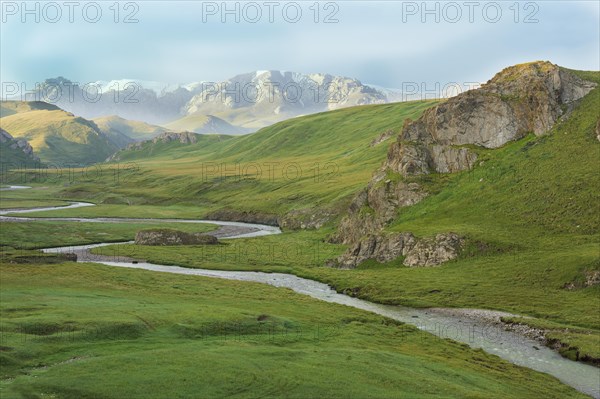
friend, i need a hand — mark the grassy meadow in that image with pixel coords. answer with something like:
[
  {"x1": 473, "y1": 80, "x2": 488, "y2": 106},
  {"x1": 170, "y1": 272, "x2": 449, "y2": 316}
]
[
  {"x1": 0, "y1": 258, "x2": 589, "y2": 398},
  {"x1": 1, "y1": 71, "x2": 599, "y2": 397}
]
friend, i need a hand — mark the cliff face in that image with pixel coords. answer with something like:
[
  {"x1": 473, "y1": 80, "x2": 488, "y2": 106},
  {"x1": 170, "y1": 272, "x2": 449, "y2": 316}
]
[
  {"x1": 330, "y1": 62, "x2": 596, "y2": 268},
  {"x1": 388, "y1": 62, "x2": 596, "y2": 177}
]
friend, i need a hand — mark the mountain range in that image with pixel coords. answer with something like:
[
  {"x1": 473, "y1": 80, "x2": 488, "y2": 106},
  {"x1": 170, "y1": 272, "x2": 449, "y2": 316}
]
[{"x1": 13, "y1": 71, "x2": 403, "y2": 132}]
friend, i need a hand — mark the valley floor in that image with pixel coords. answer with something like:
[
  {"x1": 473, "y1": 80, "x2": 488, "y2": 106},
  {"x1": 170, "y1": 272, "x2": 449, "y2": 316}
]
[{"x1": 0, "y1": 195, "x2": 598, "y2": 398}]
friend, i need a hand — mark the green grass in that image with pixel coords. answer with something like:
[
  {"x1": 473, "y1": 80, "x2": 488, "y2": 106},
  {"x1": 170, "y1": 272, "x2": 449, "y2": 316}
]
[
  {"x1": 1, "y1": 108, "x2": 118, "y2": 165},
  {"x1": 1, "y1": 69, "x2": 598, "y2": 381},
  {"x1": 0, "y1": 221, "x2": 215, "y2": 250},
  {"x1": 88, "y1": 226, "x2": 600, "y2": 361},
  {"x1": 82, "y1": 74, "x2": 600, "y2": 364},
  {"x1": 0, "y1": 259, "x2": 588, "y2": 398},
  {"x1": 3, "y1": 100, "x2": 440, "y2": 216},
  {"x1": 0, "y1": 199, "x2": 68, "y2": 209}
]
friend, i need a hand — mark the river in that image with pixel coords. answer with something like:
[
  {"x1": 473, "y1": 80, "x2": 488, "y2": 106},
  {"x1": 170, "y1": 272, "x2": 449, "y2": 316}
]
[{"x1": 1, "y1": 197, "x2": 598, "y2": 398}]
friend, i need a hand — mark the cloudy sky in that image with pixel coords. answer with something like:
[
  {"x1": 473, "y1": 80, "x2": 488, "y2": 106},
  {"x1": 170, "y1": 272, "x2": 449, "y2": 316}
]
[{"x1": 1, "y1": 1, "x2": 598, "y2": 93}]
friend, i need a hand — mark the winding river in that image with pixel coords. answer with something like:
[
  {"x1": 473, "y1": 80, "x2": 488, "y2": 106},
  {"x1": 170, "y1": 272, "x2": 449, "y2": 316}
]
[{"x1": 1, "y1": 196, "x2": 598, "y2": 398}]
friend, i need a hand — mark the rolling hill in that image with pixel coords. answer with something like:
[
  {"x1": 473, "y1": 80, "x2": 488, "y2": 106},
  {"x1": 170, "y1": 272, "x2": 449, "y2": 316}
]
[
  {"x1": 0, "y1": 102, "x2": 121, "y2": 165},
  {"x1": 93, "y1": 115, "x2": 169, "y2": 142},
  {"x1": 20, "y1": 62, "x2": 599, "y2": 366},
  {"x1": 97, "y1": 100, "x2": 439, "y2": 217},
  {"x1": 0, "y1": 100, "x2": 61, "y2": 117},
  {"x1": 163, "y1": 114, "x2": 252, "y2": 135}
]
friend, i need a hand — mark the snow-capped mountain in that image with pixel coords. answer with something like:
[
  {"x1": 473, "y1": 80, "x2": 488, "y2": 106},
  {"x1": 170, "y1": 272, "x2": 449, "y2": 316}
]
[
  {"x1": 17, "y1": 72, "x2": 401, "y2": 131},
  {"x1": 182, "y1": 70, "x2": 389, "y2": 129}
]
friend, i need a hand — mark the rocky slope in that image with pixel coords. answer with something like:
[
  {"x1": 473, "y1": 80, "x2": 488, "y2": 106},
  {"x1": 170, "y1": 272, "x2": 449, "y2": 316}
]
[
  {"x1": 184, "y1": 70, "x2": 388, "y2": 129},
  {"x1": 0, "y1": 128, "x2": 40, "y2": 166},
  {"x1": 331, "y1": 61, "x2": 596, "y2": 268}
]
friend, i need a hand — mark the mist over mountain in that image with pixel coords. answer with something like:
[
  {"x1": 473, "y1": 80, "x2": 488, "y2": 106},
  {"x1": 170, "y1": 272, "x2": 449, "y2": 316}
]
[{"x1": 16, "y1": 72, "x2": 401, "y2": 131}]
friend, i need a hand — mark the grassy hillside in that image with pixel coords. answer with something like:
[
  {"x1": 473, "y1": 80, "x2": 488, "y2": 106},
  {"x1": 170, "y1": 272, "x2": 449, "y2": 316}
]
[
  {"x1": 0, "y1": 101, "x2": 60, "y2": 118},
  {"x1": 0, "y1": 105, "x2": 119, "y2": 165},
  {"x1": 2, "y1": 70, "x2": 597, "y2": 365},
  {"x1": 89, "y1": 70, "x2": 600, "y2": 360},
  {"x1": 93, "y1": 115, "x2": 168, "y2": 142},
  {"x1": 48, "y1": 100, "x2": 438, "y2": 215},
  {"x1": 163, "y1": 114, "x2": 252, "y2": 135}
]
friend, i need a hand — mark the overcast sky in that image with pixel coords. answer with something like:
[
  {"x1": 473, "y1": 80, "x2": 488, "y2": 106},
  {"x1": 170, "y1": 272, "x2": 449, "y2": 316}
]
[{"x1": 1, "y1": 1, "x2": 598, "y2": 93}]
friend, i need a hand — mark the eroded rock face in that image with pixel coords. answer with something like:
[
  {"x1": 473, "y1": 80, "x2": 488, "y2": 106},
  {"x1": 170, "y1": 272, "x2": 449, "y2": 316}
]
[
  {"x1": 406, "y1": 63, "x2": 595, "y2": 148},
  {"x1": 331, "y1": 62, "x2": 595, "y2": 267},
  {"x1": 0, "y1": 128, "x2": 40, "y2": 162},
  {"x1": 403, "y1": 233, "x2": 465, "y2": 267},
  {"x1": 135, "y1": 229, "x2": 219, "y2": 246},
  {"x1": 370, "y1": 130, "x2": 395, "y2": 147},
  {"x1": 332, "y1": 232, "x2": 463, "y2": 268},
  {"x1": 278, "y1": 208, "x2": 336, "y2": 230},
  {"x1": 387, "y1": 62, "x2": 596, "y2": 178},
  {"x1": 330, "y1": 179, "x2": 426, "y2": 245}
]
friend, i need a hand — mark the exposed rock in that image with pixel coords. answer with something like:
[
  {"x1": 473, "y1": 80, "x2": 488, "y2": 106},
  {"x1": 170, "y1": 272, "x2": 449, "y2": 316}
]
[
  {"x1": 135, "y1": 229, "x2": 219, "y2": 246},
  {"x1": 370, "y1": 130, "x2": 395, "y2": 147},
  {"x1": 0, "y1": 128, "x2": 40, "y2": 162},
  {"x1": 278, "y1": 208, "x2": 336, "y2": 230},
  {"x1": 385, "y1": 142, "x2": 432, "y2": 176},
  {"x1": 332, "y1": 62, "x2": 596, "y2": 258},
  {"x1": 387, "y1": 62, "x2": 595, "y2": 178},
  {"x1": 409, "y1": 63, "x2": 594, "y2": 146},
  {"x1": 596, "y1": 118, "x2": 600, "y2": 142},
  {"x1": 331, "y1": 232, "x2": 463, "y2": 268},
  {"x1": 330, "y1": 178, "x2": 427, "y2": 245},
  {"x1": 430, "y1": 145, "x2": 478, "y2": 173},
  {"x1": 403, "y1": 233, "x2": 465, "y2": 267},
  {"x1": 563, "y1": 269, "x2": 600, "y2": 290},
  {"x1": 334, "y1": 232, "x2": 416, "y2": 268}
]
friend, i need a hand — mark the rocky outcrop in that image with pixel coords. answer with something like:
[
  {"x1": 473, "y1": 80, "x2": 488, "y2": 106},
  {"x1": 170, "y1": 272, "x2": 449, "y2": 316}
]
[
  {"x1": 0, "y1": 128, "x2": 40, "y2": 162},
  {"x1": 370, "y1": 130, "x2": 395, "y2": 147},
  {"x1": 332, "y1": 62, "x2": 596, "y2": 268},
  {"x1": 386, "y1": 62, "x2": 596, "y2": 178},
  {"x1": 403, "y1": 233, "x2": 465, "y2": 267},
  {"x1": 127, "y1": 131, "x2": 199, "y2": 149},
  {"x1": 278, "y1": 208, "x2": 336, "y2": 230},
  {"x1": 331, "y1": 232, "x2": 463, "y2": 268},
  {"x1": 563, "y1": 269, "x2": 600, "y2": 290},
  {"x1": 330, "y1": 177, "x2": 427, "y2": 245},
  {"x1": 333, "y1": 233, "x2": 416, "y2": 267},
  {"x1": 135, "y1": 229, "x2": 219, "y2": 246}
]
